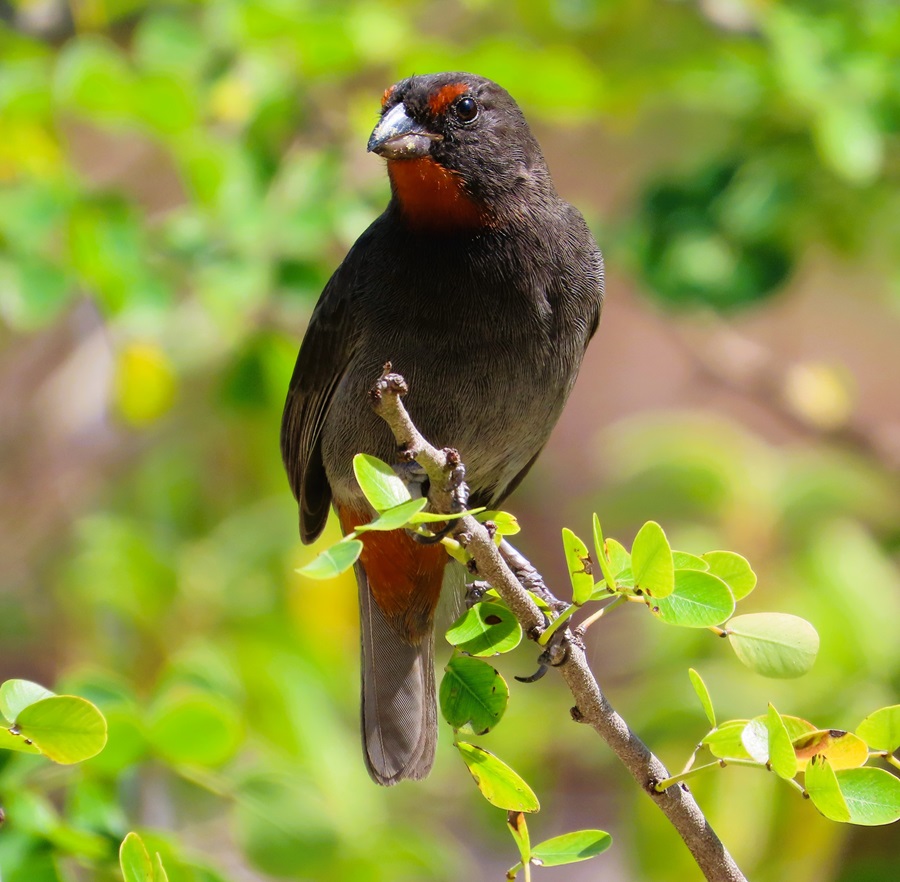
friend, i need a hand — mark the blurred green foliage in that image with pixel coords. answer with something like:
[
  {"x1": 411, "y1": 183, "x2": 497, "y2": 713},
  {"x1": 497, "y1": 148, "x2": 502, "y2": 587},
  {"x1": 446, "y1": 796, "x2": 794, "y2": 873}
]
[{"x1": 1, "y1": 0, "x2": 899, "y2": 880}]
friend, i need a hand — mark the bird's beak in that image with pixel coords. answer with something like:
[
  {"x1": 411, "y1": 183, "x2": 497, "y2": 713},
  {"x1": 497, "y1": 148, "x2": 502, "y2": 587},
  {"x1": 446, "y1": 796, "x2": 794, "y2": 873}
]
[{"x1": 368, "y1": 103, "x2": 440, "y2": 159}]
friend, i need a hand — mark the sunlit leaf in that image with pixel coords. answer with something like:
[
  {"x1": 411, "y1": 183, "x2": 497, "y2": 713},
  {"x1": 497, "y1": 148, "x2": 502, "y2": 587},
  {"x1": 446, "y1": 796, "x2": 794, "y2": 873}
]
[
  {"x1": 727, "y1": 613, "x2": 819, "y2": 678},
  {"x1": 445, "y1": 602, "x2": 522, "y2": 657},
  {"x1": 456, "y1": 742, "x2": 539, "y2": 812},
  {"x1": 856, "y1": 705, "x2": 900, "y2": 753},
  {"x1": 478, "y1": 510, "x2": 520, "y2": 537},
  {"x1": 604, "y1": 538, "x2": 631, "y2": 578},
  {"x1": 688, "y1": 668, "x2": 715, "y2": 728},
  {"x1": 742, "y1": 714, "x2": 816, "y2": 765},
  {"x1": 530, "y1": 829, "x2": 612, "y2": 867},
  {"x1": 0, "y1": 726, "x2": 42, "y2": 754},
  {"x1": 631, "y1": 521, "x2": 674, "y2": 598},
  {"x1": 673, "y1": 551, "x2": 708, "y2": 570},
  {"x1": 354, "y1": 498, "x2": 426, "y2": 532},
  {"x1": 806, "y1": 755, "x2": 851, "y2": 823},
  {"x1": 591, "y1": 514, "x2": 618, "y2": 590},
  {"x1": 14, "y1": 695, "x2": 108, "y2": 764},
  {"x1": 833, "y1": 767, "x2": 900, "y2": 826},
  {"x1": 296, "y1": 538, "x2": 363, "y2": 580},
  {"x1": 766, "y1": 704, "x2": 798, "y2": 780},
  {"x1": 440, "y1": 658, "x2": 508, "y2": 735},
  {"x1": 792, "y1": 729, "x2": 868, "y2": 771},
  {"x1": 701, "y1": 551, "x2": 756, "y2": 600},
  {"x1": 703, "y1": 720, "x2": 752, "y2": 760},
  {"x1": 507, "y1": 811, "x2": 531, "y2": 864},
  {"x1": 352, "y1": 454, "x2": 410, "y2": 511},
  {"x1": 562, "y1": 528, "x2": 594, "y2": 605},
  {"x1": 120, "y1": 831, "x2": 153, "y2": 882},
  {"x1": 652, "y1": 570, "x2": 734, "y2": 627},
  {"x1": 0, "y1": 679, "x2": 55, "y2": 722}
]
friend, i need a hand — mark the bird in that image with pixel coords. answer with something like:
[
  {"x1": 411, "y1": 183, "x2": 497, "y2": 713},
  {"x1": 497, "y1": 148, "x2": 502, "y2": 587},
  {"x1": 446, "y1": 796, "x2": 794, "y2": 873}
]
[{"x1": 282, "y1": 72, "x2": 604, "y2": 785}]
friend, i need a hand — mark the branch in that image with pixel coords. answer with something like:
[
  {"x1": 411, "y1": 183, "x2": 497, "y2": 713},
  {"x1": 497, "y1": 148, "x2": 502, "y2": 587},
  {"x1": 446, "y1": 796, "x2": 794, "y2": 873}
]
[{"x1": 369, "y1": 365, "x2": 747, "y2": 882}]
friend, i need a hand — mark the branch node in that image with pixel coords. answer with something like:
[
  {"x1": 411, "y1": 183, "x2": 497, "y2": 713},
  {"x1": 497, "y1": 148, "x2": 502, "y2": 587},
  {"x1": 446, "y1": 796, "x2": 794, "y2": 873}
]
[{"x1": 570, "y1": 706, "x2": 585, "y2": 723}]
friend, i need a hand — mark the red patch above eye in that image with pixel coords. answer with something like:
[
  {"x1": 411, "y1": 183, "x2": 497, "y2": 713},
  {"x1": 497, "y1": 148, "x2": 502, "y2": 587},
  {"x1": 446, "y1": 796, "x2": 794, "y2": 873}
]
[
  {"x1": 381, "y1": 85, "x2": 396, "y2": 108},
  {"x1": 428, "y1": 83, "x2": 469, "y2": 115}
]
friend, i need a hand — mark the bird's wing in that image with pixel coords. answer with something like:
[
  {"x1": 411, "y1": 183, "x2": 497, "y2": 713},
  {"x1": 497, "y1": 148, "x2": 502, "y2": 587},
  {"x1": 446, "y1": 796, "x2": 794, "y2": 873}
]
[{"x1": 281, "y1": 261, "x2": 359, "y2": 544}]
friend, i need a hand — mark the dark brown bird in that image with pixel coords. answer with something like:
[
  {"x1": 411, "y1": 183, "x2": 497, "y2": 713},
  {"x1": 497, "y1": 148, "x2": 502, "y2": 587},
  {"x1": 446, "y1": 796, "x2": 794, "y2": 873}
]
[{"x1": 282, "y1": 72, "x2": 603, "y2": 784}]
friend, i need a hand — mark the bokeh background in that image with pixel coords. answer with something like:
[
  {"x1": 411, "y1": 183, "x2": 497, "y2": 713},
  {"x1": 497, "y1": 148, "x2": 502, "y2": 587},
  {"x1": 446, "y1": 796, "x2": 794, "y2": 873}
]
[{"x1": 1, "y1": 1, "x2": 899, "y2": 880}]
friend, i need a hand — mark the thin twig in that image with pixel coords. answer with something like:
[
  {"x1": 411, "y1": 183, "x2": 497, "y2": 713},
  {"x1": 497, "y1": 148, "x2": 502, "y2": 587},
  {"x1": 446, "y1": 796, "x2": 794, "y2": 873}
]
[{"x1": 369, "y1": 365, "x2": 748, "y2": 882}]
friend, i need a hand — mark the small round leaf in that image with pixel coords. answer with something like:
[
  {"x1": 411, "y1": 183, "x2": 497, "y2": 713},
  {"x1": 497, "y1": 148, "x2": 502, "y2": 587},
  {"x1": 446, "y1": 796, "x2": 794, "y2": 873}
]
[
  {"x1": 352, "y1": 454, "x2": 410, "y2": 511},
  {"x1": 445, "y1": 602, "x2": 522, "y2": 657},
  {"x1": 296, "y1": 538, "x2": 362, "y2": 580},
  {"x1": 440, "y1": 657, "x2": 508, "y2": 734},
  {"x1": 701, "y1": 551, "x2": 756, "y2": 600},
  {"x1": 120, "y1": 832, "x2": 153, "y2": 882},
  {"x1": 14, "y1": 695, "x2": 108, "y2": 764},
  {"x1": 631, "y1": 521, "x2": 674, "y2": 599},
  {"x1": 727, "y1": 613, "x2": 819, "y2": 678},
  {"x1": 834, "y1": 767, "x2": 900, "y2": 826},
  {"x1": 0, "y1": 679, "x2": 55, "y2": 723},
  {"x1": 688, "y1": 668, "x2": 716, "y2": 728},
  {"x1": 856, "y1": 705, "x2": 900, "y2": 752},
  {"x1": 766, "y1": 704, "x2": 798, "y2": 780},
  {"x1": 531, "y1": 830, "x2": 612, "y2": 867},
  {"x1": 652, "y1": 570, "x2": 734, "y2": 627},
  {"x1": 792, "y1": 729, "x2": 868, "y2": 771},
  {"x1": 806, "y1": 755, "x2": 851, "y2": 822},
  {"x1": 562, "y1": 528, "x2": 594, "y2": 605},
  {"x1": 703, "y1": 720, "x2": 752, "y2": 760},
  {"x1": 456, "y1": 742, "x2": 539, "y2": 812},
  {"x1": 354, "y1": 498, "x2": 427, "y2": 532}
]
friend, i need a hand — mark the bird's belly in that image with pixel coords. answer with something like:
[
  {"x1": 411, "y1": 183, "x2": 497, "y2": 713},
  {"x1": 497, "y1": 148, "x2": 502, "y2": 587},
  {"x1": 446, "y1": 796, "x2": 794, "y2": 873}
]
[{"x1": 322, "y1": 329, "x2": 570, "y2": 507}]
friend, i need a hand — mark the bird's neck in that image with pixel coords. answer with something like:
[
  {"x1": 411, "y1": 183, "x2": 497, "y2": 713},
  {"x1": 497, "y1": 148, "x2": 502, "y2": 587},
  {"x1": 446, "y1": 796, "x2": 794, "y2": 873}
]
[{"x1": 387, "y1": 158, "x2": 489, "y2": 232}]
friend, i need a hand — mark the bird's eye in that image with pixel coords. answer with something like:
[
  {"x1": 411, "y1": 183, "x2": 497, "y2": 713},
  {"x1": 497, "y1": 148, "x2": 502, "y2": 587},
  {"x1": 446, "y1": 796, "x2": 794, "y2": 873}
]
[{"x1": 454, "y1": 96, "x2": 479, "y2": 122}]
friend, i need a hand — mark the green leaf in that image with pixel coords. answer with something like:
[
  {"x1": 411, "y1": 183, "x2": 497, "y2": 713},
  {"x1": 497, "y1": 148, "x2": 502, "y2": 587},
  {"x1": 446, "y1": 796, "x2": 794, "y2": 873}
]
[
  {"x1": 440, "y1": 657, "x2": 508, "y2": 735},
  {"x1": 14, "y1": 695, "x2": 107, "y2": 764},
  {"x1": 727, "y1": 613, "x2": 819, "y2": 678},
  {"x1": 296, "y1": 538, "x2": 363, "y2": 580},
  {"x1": 834, "y1": 767, "x2": 900, "y2": 826},
  {"x1": 672, "y1": 551, "x2": 708, "y2": 570},
  {"x1": 806, "y1": 755, "x2": 851, "y2": 823},
  {"x1": 856, "y1": 705, "x2": 900, "y2": 752},
  {"x1": 0, "y1": 726, "x2": 42, "y2": 754},
  {"x1": 0, "y1": 679, "x2": 55, "y2": 722},
  {"x1": 792, "y1": 729, "x2": 868, "y2": 771},
  {"x1": 445, "y1": 602, "x2": 522, "y2": 657},
  {"x1": 652, "y1": 570, "x2": 734, "y2": 627},
  {"x1": 354, "y1": 498, "x2": 426, "y2": 532},
  {"x1": 701, "y1": 551, "x2": 757, "y2": 600},
  {"x1": 149, "y1": 693, "x2": 242, "y2": 766},
  {"x1": 456, "y1": 742, "x2": 539, "y2": 812},
  {"x1": 153, "y1": 852, "x2": 169, "y2": 882},
  {"x1": 604, "y1": 538, "x2": 631, "y2": 577},
  {"x1": 631, "y1": 521, "x2": 674, "y2": 598},
  {"x1": 703, "y1": 720, "x2": 752, "y2": 760},
  {"x1": 688, "y1": 668, "x2": 716, "y2": 728},
  {"x1": 742, "y1": 714, "x2": 816, "y2": 765},
  {"x1": 478, "y1": 510, "x2": 520, "y2": 537},
  {"x1": 591, "y1": 514, "x2": 618, "y2": 589},
  {"x1": 120, "y1": 831, "x2": 153, "y2": 882},
  {"x1": 352, "y1": 454, "x2": 410, "y2": 511},
  {"x1": 562, "y1": 528, "x2": 594, "y2": 605},
  {"x1": 531, "y1": 830, "x2": 612, "y2": 867},
  {"x1": 766, "y1": 704, "x2": 798, "y2": 779}
]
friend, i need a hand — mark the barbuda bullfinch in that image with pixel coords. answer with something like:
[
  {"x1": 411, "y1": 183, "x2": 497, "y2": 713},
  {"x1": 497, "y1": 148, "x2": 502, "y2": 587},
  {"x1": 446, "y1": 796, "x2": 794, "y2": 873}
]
[{"x1": 282, "y1": 72, "x2": 604, "y2": 784}]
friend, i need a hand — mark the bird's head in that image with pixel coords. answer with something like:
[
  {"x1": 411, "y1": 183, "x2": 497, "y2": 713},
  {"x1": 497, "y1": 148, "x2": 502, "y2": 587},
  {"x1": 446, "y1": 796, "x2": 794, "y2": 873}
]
[{"x1": 368, "y1": 73, "x2": 552, "y2": 231}]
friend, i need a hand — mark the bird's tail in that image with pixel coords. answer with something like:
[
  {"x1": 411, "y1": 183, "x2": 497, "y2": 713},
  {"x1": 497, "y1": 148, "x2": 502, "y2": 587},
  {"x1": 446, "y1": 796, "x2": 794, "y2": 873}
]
[{"x1": 358, "y1": 572, "x2": 437, "y2": 784}]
